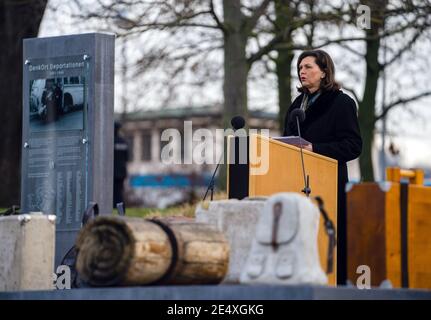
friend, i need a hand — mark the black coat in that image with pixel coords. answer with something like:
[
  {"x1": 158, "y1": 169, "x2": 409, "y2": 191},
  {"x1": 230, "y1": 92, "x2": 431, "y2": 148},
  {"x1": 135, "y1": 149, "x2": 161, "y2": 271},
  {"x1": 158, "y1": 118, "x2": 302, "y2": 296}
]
[
  {"x1": 284, "y1": 89, "x2": 362, "y2": 184},
  {"x1": 283, "y1": 89, "x2": 362, "y2": 284},
  {"x1": 114, "y1": 134, "x2": 129, "y2": 180}
]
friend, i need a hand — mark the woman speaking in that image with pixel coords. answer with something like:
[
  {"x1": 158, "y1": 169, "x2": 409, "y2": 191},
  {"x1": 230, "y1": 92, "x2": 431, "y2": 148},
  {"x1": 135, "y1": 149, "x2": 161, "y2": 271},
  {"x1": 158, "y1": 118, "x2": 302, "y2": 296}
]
[{"x1": 283, "y1": 50, "x2": 362, "y2": 285}]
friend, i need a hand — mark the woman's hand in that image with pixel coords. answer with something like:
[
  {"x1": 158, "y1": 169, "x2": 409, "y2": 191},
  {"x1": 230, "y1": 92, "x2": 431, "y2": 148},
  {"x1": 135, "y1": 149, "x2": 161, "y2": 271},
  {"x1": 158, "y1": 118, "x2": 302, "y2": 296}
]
[
  {"x1": 291, "y1": 143, "x2": 313, "y2": 152},
  {"x1": 304, "y1": 143, "x2": 313, "y2": 152}
]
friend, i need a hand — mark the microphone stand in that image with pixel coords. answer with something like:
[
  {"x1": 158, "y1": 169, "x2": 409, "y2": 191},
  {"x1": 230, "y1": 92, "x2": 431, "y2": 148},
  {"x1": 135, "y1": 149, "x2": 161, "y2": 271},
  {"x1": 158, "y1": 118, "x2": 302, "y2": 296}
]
[
  {"x1": 203, "y1": 154, "x2": 223, "y2": 201},
  {"x1": 296, "y1": 116, "x2": 311, "y2": 197},
  {"x1": 203, "y1": 116, "x2": 245, "y2": 202}
]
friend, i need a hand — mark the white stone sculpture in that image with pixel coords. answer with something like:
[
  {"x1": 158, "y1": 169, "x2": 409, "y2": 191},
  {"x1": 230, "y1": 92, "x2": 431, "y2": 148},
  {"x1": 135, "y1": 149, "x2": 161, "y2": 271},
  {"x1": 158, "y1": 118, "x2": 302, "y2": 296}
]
[{"x1": 239, "y1": 193, "x2": 327, "y2": 285}]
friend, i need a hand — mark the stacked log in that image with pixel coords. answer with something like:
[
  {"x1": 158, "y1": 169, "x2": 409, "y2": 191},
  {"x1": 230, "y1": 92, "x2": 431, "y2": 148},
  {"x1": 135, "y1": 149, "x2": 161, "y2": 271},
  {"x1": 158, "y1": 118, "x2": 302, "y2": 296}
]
[{"x1": 75, "y1": 216, "x2": 229, "y2": 286}]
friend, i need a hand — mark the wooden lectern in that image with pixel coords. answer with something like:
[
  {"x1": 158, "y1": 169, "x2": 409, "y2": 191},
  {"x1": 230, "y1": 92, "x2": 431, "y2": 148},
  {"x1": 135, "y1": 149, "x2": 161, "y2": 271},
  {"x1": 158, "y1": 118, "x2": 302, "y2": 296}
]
[{"x1": 227, "y1": 134, "x2": 338, "y2": 285}]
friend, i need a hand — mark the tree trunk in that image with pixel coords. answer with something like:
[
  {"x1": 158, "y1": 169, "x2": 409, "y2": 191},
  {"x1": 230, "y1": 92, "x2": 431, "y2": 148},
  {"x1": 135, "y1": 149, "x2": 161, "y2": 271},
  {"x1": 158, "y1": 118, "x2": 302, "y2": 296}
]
[
  {"x1": 358, "y1": 37, "x2": 379, "y2": 182},
  {"x1": 276, "y1": 49, "x2": 294, "y2": 132},
  {"x1": 0, "y1": 0, "x2": 47, "y2": 206},
  {"x1": 275, "y1": 1, "x2": 295, "y2": 132},
  {"x1": 219, "y1": 0, "x2": 249, "y2": 190},
  {"x1": 358, "y1": 0, "x2": 387, "y2": 182},
  {"x1": 223, "y1": 0, "x2": 249, "y2": 127}
]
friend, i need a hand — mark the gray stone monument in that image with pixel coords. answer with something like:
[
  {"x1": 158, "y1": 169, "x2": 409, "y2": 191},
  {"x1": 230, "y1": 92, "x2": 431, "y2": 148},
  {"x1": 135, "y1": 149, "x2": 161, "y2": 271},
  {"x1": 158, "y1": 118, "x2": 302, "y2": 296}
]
[{"x1": 21, "y1": 33, "x2": 115, "y2": 266}]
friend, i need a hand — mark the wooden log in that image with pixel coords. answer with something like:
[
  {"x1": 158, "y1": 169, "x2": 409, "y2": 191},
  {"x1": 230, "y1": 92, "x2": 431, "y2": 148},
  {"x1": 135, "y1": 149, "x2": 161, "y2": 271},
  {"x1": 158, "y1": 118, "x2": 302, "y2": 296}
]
[
  {"x1": 159, "y1": 218, "x2": 229, "y2": 285},
  {"x1": 75, "y1": 216, "x2": 229, "y2": 286}
]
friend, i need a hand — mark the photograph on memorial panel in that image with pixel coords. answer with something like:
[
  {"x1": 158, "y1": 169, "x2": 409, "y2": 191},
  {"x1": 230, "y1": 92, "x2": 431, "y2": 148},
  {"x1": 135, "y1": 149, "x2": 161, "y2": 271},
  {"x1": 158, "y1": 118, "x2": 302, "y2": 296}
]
[{"x1": 29, "y1": 76, "x2": 85, "y2": 132}]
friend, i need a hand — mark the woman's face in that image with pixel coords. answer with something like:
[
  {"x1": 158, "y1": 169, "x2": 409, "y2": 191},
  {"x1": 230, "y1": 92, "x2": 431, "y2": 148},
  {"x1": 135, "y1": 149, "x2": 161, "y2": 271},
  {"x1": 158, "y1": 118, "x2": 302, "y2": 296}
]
[{"x1": 298, "y1": 56, "x2": 325, "y2": 93}]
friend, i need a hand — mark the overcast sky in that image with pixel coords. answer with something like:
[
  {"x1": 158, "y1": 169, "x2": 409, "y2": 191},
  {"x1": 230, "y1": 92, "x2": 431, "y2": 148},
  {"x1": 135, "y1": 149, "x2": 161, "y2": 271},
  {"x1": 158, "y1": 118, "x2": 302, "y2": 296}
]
[{"x1": 38, "y1": 1, "x2": 431, "y2": 172}]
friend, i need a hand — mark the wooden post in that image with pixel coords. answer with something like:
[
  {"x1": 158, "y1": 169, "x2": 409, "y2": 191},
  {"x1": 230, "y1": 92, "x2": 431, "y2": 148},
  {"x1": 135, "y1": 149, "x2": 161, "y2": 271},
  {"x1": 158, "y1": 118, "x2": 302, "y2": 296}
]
[{"x1": 386, "y1": 167, "x2": 424, "y2": 185}]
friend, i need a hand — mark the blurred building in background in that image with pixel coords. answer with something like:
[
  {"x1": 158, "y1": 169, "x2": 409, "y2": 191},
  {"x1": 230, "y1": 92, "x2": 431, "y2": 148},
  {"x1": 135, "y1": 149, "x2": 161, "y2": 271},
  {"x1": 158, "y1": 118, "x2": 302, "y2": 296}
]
[{"x1": 119, "y1": 105, "x2": 279, "y2": 208}]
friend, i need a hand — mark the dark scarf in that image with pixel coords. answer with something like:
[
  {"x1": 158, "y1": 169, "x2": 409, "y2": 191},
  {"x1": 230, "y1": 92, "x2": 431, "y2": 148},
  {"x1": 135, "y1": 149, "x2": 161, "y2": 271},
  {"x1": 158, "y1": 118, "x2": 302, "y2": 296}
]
[
  {"x1": 286, "y1": 89, "x2": 342, "y2": 135},
  {"x1": 301, "y1": 90, "x2": 321, "y2": 111}
]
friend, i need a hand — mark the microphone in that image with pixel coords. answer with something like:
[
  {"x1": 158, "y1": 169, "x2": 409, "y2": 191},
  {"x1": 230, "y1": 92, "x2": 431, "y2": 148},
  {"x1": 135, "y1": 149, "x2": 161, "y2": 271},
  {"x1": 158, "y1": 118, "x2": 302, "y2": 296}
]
[
  {"x1": 231, "y1": 116, "x2": 245, "y2": 131},
  {"x1": 289, "y1": 109, "x2": 305, "y2": 124},
  {"x1": 203, "y1": 116, "x2": 245, "y2": 201},
  {"x1": 290, "y1": 108, "x2": 311, "y2": 197}
]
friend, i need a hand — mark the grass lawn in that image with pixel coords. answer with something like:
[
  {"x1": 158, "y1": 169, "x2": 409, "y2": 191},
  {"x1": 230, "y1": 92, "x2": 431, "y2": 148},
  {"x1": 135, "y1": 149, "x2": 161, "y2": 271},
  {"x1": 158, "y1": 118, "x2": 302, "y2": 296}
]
[
  {"x1": 118, "y1": 202, "x2": 197, "y2": 218},
  {"x1": 119, "y1": 191, "x2": 227, "y2": 218},
  {"x1": 1, "y1": 192, "x2": 227, "y2": 219},
  {"x1": 1, "y1": 204, "x2": 197, "y2": 218}
]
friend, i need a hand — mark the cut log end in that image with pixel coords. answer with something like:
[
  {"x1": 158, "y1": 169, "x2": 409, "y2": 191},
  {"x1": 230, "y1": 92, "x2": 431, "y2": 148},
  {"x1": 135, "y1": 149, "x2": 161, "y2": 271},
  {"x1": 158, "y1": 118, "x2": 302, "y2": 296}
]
[
  {"x1": 75, "y1": 217, "x2": 229, "y2": 286},
  {"x1": 76, "y1": 216, "x2": 135, "y2": 286}
]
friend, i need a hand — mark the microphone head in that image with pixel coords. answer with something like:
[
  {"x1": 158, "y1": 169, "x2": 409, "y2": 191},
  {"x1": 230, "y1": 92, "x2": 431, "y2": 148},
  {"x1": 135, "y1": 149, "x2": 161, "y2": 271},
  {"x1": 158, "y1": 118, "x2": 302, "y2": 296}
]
[
  {"x1": 231, "y1": 116, "x2": 245, "y2": 130},
  {"x1": 290, "y1": 109, "x2": 306, "y2": 123}
]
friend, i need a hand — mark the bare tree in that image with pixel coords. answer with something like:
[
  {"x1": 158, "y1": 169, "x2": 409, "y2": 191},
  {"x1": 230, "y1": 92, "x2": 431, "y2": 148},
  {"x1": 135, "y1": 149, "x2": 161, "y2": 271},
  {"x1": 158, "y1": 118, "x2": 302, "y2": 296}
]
[
  {"x1": 62, "y1": 0, "x2": 275, "y2": 189},
  {"x1": 273, "y1": 0, "x2": 431, "y2": 181},
  {"x1": 64, "y1": 1, "x2": 270, "y2": 122},
  {"x1": 266, "y1": 0, "x2": 431, "y2": 181},
  {"x1": 0, "y1": 0, "x2": 48, "y2": 206},
  {"x1": 337, "y1": 0, "x2": 431, "y2": 181},
  {"x1": 48, "y1": 0, "x2": 431, "y2": 184}
]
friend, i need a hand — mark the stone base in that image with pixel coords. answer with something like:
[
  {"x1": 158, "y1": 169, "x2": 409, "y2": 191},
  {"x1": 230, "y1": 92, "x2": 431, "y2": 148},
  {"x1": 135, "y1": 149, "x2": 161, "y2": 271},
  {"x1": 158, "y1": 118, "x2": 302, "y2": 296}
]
[
  {"x1": 1, "y1": 284, "x2": 431, "y2": 300},
  {"x1": 195, "y1": 199, "x2": 266, "y2": 283},
  {"x1": 0, "y1": 213, "x2": 55, "y2": 291}
]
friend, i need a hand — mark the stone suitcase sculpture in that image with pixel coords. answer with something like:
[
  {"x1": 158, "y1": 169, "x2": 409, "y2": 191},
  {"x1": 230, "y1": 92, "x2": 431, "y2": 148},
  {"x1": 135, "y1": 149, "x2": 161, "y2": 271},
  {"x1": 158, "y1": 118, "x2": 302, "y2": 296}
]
[{"x1": 240, "y1": 193, "x2": 327, "y2": 285}]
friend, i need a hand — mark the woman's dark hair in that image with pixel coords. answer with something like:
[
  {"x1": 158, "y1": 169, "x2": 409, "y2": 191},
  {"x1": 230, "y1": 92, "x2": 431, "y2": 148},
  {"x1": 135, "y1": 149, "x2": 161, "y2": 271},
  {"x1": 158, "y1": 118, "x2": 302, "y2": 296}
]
[{"x1": 297, "y1": 49, "x2": 340, "y2": 92}]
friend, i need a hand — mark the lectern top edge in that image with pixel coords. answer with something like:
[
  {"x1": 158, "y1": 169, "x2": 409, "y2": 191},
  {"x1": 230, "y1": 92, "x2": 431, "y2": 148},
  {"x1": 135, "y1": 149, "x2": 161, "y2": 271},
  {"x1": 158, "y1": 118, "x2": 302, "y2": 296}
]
[{"x1": 250, "y1": 134, "x2": 338, "y2": 164}]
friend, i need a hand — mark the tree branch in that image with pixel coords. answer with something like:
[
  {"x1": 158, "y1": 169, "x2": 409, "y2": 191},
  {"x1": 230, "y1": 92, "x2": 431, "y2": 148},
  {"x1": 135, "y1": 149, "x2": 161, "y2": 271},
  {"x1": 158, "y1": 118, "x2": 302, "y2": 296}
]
[
  {"x1": 209, "y1": 0, "x2": 227, "y2": 34},
  {"x1": 246, "y1": 5, "x2": 340, "y2": 66},
  {"x1": 382, "y1": 23, "x2": 431, "y2": 68},
  {"x1": 247, "y1": 33, "x2": 284, "y2": 66},
  {"x1": 310, "y1": 15, "x2": 430, "y2": 50},
  {"x1": 342, "y1": 86, "x2": 361, "y2": 105},
  {"x1": 243, "y1": 0, "x2": 271, "y2": 35},
  {"x1": 376, "y1": 91, "x2": 431, "y2": 121},
  {"x1": 335, "y1": 42, "x2": 365, "y2": 58}
]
